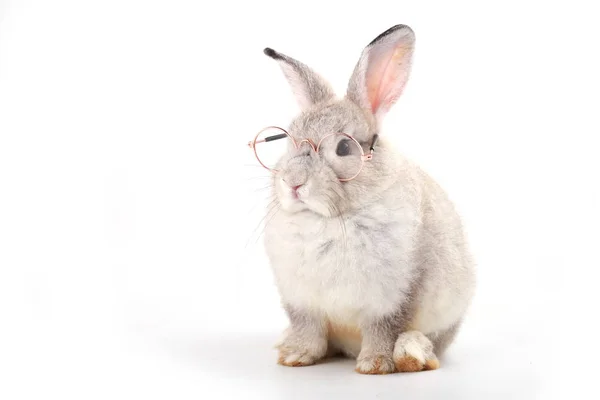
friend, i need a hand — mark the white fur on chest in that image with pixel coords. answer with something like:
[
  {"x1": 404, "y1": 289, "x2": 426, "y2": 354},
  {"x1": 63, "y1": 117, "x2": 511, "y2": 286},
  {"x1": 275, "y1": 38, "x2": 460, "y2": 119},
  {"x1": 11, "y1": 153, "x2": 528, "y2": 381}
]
[{"x1": 265, "y1": 202, "x2": 419, "y2": 326}]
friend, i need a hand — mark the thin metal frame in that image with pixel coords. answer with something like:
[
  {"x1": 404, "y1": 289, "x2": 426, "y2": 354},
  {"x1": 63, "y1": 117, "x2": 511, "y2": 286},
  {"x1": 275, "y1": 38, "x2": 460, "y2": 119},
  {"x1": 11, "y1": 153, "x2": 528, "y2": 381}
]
[{"x1": 248, "y1": 126, "x2": 376, "y2": 182}]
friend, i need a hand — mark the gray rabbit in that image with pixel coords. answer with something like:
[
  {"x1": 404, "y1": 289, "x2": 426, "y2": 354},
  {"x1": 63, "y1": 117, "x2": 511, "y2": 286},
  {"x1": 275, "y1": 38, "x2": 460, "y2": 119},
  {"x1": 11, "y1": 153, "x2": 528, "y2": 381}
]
[{"x1": 254, "y1": 24, "x2": 476, "y2": 374}]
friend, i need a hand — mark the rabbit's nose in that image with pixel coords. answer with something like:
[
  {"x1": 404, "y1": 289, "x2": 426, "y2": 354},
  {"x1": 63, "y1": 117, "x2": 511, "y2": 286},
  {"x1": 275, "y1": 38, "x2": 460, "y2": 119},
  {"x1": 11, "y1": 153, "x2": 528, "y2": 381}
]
[
  {"x1": 283, "y1": 179, "x2": 305, "y2": 199},
  {"x1": 282, "y1": 175, "x2": 306, "y2": 188},
  {"x1": 289, "y1": 184, "x2": 303, "y2": 199}
]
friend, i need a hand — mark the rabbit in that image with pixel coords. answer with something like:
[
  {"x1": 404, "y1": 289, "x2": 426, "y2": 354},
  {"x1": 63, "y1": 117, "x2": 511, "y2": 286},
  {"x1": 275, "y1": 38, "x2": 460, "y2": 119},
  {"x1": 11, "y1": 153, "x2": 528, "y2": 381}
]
[{"x1": 259, "y1": 24, "x2": 476, "y2": 374}]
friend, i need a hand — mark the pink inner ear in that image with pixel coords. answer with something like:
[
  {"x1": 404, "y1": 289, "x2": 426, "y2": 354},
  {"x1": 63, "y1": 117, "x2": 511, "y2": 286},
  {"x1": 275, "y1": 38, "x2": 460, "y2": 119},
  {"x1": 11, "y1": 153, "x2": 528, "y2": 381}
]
[{"x1": 366, "y1": 44, "x2": 412, "y2": 116}]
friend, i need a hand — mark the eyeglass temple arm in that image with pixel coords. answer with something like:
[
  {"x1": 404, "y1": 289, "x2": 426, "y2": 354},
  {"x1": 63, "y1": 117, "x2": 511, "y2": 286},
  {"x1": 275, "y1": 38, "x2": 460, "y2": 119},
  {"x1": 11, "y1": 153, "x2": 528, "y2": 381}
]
[
  {"x1": 362, "y1": 134, "x2": 379, "y2": 161},
  {"x1": 370, "y1": 134, "x2": 379, "y2": 153},
  {"x1": 248, "y1": 132, "x2": 379, "y2": 152},
  {"x1": 247, "y1": 133, "x2": 288, "y2": 148}
]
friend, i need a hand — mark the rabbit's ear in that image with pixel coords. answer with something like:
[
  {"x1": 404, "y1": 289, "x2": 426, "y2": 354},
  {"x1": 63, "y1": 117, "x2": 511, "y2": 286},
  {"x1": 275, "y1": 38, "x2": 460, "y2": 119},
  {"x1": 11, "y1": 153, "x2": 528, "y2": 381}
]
[
  {"x1": 347, "y1": 25, "x2": 415, "y2": 125},
  {"x1": 264, "y1": 48, "x2": 335, "y2": 111}
]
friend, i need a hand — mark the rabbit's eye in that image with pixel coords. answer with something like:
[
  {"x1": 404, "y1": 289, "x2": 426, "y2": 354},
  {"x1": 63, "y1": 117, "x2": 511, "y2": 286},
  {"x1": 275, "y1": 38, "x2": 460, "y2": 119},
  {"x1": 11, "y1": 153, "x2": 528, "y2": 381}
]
[{"x1": 336, "y1": 140, "x2": 351, "y2": 157}]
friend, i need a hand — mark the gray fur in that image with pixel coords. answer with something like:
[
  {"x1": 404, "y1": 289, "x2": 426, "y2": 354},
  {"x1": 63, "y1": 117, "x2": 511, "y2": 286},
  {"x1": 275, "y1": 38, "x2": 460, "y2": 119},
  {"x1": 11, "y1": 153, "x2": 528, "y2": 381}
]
[
  {"x1": 317, "y1": 240, "x2": 334, "y2": 257},
  {"x1": 261, "y1": 24, "x2": 476, "y2": 373},
  {"x1": 428, "y1": 320, "x2": 463, "y2": 355},
  {"x1": 276, "y1": 305, "x2": 328, "y2": 366},
  {"x1": 264, "y1": 47, "x2": 335, "y2": 110}
]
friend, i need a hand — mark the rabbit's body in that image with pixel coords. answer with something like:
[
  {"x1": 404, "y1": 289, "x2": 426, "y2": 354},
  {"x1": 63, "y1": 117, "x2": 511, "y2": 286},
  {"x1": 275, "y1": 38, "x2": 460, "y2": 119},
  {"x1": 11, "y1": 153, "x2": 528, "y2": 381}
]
[
  {"x1": 257, "y1": 25, "x2": 475, "y2": 374},
  {"x1": 266, "y1": 142, "x2": 475, "y2": 359}
]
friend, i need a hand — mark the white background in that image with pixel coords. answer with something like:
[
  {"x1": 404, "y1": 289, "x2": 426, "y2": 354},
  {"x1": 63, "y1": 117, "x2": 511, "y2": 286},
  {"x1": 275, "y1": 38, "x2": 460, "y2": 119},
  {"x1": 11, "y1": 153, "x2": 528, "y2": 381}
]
[{"x1": 1, "y1": 1, "x2": 598, "y2": 399}]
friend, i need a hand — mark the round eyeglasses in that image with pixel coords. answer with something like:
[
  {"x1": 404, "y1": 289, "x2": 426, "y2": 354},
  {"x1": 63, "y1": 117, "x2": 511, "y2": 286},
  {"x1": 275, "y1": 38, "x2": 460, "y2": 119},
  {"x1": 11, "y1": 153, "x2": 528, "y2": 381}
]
[{"x1": 247, "y1": 126, "x2": 378, "y2": 182}]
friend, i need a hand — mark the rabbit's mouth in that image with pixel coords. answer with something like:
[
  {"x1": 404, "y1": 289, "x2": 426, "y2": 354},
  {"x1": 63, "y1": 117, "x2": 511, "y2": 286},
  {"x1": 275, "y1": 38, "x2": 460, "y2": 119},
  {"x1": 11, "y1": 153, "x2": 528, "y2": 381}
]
[
  {"x1": 278, "y1": 188, "x2": 309, "y2": 213},
  {"x1": 280, "y1": 193, "x2": 344, "y2": 218},
  {"x1": 275, "y1": 175, "x2": 346, "y2": 217}
]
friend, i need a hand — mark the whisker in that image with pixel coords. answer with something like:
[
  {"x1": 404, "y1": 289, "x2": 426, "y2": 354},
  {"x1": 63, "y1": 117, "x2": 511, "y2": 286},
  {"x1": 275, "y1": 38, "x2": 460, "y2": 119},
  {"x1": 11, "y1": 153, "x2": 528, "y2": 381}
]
[
  {"x1": 251, "y1": 185, "x2": 274, "y2": 193},
  {"x1": 243, "y1": 192, "x2": 275, "y2": 213},
  {"x1": 245, "y1": 198, "x2": 279, "y2": 248},
  {"x1": 255, "y1": 204, "x2": 281, "y2": 246}
]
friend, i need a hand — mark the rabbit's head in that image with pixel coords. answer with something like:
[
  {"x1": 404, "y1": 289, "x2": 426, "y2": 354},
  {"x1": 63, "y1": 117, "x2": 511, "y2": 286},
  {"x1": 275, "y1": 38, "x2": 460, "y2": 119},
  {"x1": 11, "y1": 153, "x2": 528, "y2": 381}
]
[{"x1": 261, "y1": 25, "x2": 415, "y2": 216}]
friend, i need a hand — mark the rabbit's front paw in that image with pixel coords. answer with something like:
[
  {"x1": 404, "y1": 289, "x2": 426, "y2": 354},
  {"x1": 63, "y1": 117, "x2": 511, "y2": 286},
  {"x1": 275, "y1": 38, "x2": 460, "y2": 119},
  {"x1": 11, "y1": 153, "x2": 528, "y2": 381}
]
[
  {"x1": 276, "y1": 333, "x2": 327, "y2": 367},
  {"x1": 277, "y1": 349, "x2": 319, "y2": 367},
  {"x1": 355, "y1": 353, "x2": 396, "y2": 374}
]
